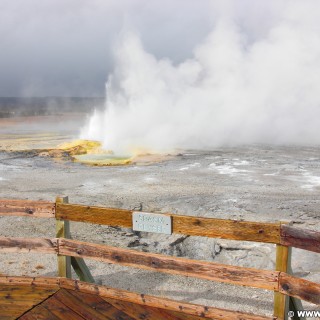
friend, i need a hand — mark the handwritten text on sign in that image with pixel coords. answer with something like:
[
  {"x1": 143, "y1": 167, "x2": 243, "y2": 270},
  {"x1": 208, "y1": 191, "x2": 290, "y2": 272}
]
[{"x1": 132, "y1": 212, "x2": 172, "y2": 235}]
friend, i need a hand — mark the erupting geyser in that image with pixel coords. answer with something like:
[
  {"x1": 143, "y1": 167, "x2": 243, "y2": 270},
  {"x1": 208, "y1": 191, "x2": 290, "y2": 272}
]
[{"x1": 81, "y1": 1, "x2": 320, "y2": 154}]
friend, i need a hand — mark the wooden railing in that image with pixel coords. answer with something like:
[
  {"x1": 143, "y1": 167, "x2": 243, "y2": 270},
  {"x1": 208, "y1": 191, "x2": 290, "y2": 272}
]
[{"x1": 0, "y1": 197, "x2": 319, "y2": 320}]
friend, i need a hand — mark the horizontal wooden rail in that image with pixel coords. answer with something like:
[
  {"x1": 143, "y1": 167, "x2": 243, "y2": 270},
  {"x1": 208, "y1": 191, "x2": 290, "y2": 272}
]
[
  {"x1": 0, "y1": 199, "x2": 55, "y2": 218},
  {"x1": 59, "y1": 238, "x2": 279, "y2": 290},
  {"x1": 0, "y1": 276, "x2": 274, "y2": 320},
  {"x1": 1, "y1": 198, "x2": 320, "y2": 253},
  {"x1": 1, "y1": 237, "x2": 320, "y2": 306},
  {"x1": 60, "y1": 278, "x2": 274, "y2": 320},
  {"x1": 56, "y1": 203, "x2": 132, "y2": 227},
  {"x1": 56, "y1": 203, "x2": 281, "y2": 244},
  {"x1": 279, "y1": 273, "x2": 320, "y2": 305},
  {"x1": 0, "y1": 236, "x2": 57, "y2": 254},
  {"x1": 0, "y1": 276, "x2": 60, "y2": 288},
  {"x1": 0, "y1": 236, "x2": 278, "y2": 290},
  {"x1": 280, "y1": 225, "x2": 320, "y2": 254}
]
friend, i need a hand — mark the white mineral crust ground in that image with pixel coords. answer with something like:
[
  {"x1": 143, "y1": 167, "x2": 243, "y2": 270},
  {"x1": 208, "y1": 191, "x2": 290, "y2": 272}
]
[{"x1": 0, "y1": 115, "x2": 319, "y2": 316}]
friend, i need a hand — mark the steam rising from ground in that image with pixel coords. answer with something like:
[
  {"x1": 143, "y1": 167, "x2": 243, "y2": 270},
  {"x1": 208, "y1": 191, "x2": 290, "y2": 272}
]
[{"x1": 81, "y1": 2, "x2": 320, "y2": 154}]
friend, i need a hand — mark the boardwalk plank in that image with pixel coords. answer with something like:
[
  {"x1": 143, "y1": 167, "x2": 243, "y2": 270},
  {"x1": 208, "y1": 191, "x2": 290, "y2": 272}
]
[
  {"x1": 0, "y1": 284, "x2": 58, "y2": 319},
  {"x1": 54, "y1": 289, "x2": 112, "y2": 320},
  {"x1": 19, "y1": 305, "x2": 61, "y2": 320},
  {"x1": 41, "y1": 296, "x2": 85, "y2": 320},
  {"x1": 66, "y1": 289, "x2": 136, "y2": 320},
  {"x1": 104, "y1": 297, "x2": 174, "y2": 320}
]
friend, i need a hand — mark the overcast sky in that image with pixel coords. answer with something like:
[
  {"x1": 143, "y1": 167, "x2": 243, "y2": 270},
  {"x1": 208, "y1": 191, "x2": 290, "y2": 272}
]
[
  {"x1": 0, "y1": 0, "x2": 219, "y2": 97},
  {"x1": 2, "y1": 0, "x2": 312, "y2": 98}
]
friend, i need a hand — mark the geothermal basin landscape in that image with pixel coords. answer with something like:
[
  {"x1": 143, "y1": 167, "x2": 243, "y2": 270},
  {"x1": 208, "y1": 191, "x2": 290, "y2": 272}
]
[
  {"x1": 2, "y1": 1, "x2": 320, "y2": 318},
  {"x1": 0, "y1": 109, "x2": 319, "y2": 316}
]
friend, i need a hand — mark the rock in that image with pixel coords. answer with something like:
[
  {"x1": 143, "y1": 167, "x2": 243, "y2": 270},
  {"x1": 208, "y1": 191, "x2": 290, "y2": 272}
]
[
  {"x1": 214, "y1": 244, "x2": 221, "y2": 254},
  {"x1": 127, "y1": 239, "x2": 140, "y2": 247},
  {"x1": 175, "y1": 236, "x2": 218, "y2": 261}
]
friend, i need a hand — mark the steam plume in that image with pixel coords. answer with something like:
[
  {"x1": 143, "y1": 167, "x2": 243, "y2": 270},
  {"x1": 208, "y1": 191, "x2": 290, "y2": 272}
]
[{"x1": 81, "y1": 2, "x2": 320, "y2": 153}]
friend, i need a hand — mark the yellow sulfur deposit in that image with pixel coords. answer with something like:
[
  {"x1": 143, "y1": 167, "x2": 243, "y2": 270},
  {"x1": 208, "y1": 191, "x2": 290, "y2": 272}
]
[
  {"x1": 56, "y1": 139, "x2": 132, "y2": 166},
  {"x1": 73, "y1": 154, "x2": 132, "y2": 166},
  {"x1": 57, "y1": 139, "x2": 102, "y2": 154},
  {"x1": 0, "y1": 132, "x2": 170, "y2": 166},
  {"x1": 0, "y1": 118, "x2": 170, "y2": 166}
]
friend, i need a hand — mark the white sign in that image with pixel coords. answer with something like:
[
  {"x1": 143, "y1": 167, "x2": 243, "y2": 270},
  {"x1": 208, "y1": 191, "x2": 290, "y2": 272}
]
[{"x1": 132, "y1": 212, "x2": 172, "y2": 235}]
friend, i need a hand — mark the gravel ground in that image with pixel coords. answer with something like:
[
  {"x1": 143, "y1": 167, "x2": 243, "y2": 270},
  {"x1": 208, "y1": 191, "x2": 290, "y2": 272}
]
[{"x1": 0, "y1": 116, "x2": 319, "y2": 317}]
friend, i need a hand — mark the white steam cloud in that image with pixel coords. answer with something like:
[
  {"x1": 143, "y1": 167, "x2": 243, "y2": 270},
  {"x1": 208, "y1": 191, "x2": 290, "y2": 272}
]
[{"x1": 81, "y1": 2, "x2": 320, "y2": 154}]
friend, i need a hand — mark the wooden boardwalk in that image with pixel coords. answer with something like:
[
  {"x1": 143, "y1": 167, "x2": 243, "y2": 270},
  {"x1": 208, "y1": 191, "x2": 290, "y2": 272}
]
[
  {"x1": 20, "y1": 288, "x2": 207, "y2": 320},
  {"x1": 0, "y1": 197, "x2": 320, "y2": 319},
  {"x1": 0, "y1": 277, "x2": 273, "y2": 320}
]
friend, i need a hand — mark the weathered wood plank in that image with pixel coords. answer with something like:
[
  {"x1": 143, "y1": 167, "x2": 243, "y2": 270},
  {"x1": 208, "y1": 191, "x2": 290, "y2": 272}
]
[
  {"x1": 56, "y1": 203, "x2": 132, "y2": 227},
  {"x1": 279, "y1": 273, "x2": 320, "y2": 305},
  {"x1": 59, "y1": 238, "x2": 278, "y2": 290},
  {"x1": 0, "y1": 199, "x2": 55, "y2": 218},
  {"x1": 54, "y1": 289, "x2": 111, "y2": 320},
  {"x1": 0, "y1": 278, "x2": 58, "y2": 317},
  {"x1": 0, "y1": 314, "x2": 20, "y2": 320},
  {"x1": 0, "y1": 276, "x2": 275, "y2": 320},
  {"x1": 56, "y1": 196, "x2": 71, "y2": 279},
  {"x1": 0, "y1": 284, "x2": 59, "y2": 319},
  {"x1": 19, "y1": 305, "x2": 61, "y2": 320},
  {"x1": 60, "y1": 279, "x2": 274, "y2": 320},
  {"x1": 66, "y1": 289, "x2": 134, "y2": 319},
  {"x1": 104, "y1": 297, "x2": 174, "y2": 320},
  {"x1": 0, "y1": 237, "x2": 57, "y2": 254},
  {"x1": 0, "y1": 286, "x2": 57, "y2": 300},
  {"x1": 17, "y1": 314, "x2": 38, "y2": 320},
  {"x1": 56, "y1": 197, "x2": 93, "y2": 282},
  {"x1": 172, "y1": 215, "x2": 280, "y2": 243},
  {"x1": 70, "y1": 257, "x2": 95, "y2": 283},
  {"x1": 273, "y1": 244, "x2": 290, "y2": 319},
  {"x1": 286, "y1": 255, "x2": 306, "y2": 319},
  {"x1": 166, "y1": 310, "x2": 222, "y2": 320},
  {"x1": 56, "y1": 203, "x2": 281, "y2": 243},
  {"x1": 0, "y1": 300, "x2": 37, "y2": 307},
  {"x1": 0, "y1": 276, "x2": 60, "y2": 288},
  {"x1": 0, "y1": 305, "x2": 33, "y2": 319},
  {"x1": 280, "y1": 225, "x2": 320, "y2": 253},
  {"x1": 104, "y1": 297, "x2": 212, "y2": 320},
  {"x1": 41, "y1": 296, "x2": 86, "y2": 319}
]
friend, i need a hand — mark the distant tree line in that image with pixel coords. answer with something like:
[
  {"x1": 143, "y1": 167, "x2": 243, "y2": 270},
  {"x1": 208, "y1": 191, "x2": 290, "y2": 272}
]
[{"x1": 0, "y1": 97, "x2": 104, "y2": 118}]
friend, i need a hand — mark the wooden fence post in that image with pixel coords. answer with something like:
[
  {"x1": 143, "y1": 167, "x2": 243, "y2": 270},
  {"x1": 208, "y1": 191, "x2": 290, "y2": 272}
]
[
  {"x1": 275, "y1": 222, "x2": 306, "y2": 320},
  {"x1": 56, "y1": 196, "x2": 71, "y2": 278},
  {"x1": 274, "y1": 244, "x2": 290, "y2": 319}
]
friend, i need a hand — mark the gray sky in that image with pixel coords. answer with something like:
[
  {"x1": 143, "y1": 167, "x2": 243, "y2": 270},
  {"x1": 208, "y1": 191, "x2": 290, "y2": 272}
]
[{"x1": 0, "y1": 0, "x2": 216, "y2": 97}]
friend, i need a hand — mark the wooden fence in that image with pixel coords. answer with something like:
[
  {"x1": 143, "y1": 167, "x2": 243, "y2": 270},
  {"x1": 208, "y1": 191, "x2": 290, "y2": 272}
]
[{"x1": 0, "y1": 197, "x2": 319, "y2": 320}]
